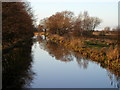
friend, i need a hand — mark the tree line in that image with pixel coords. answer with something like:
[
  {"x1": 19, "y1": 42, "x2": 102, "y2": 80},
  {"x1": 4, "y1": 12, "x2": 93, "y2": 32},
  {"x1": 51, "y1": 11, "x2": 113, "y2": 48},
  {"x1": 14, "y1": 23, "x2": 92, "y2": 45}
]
[
  {"x1": 2, "y1": 2, "x2": 35, "y2": 49},
  {"x1": 38, "y1": 11, "x2": 101, "y2": 36}
]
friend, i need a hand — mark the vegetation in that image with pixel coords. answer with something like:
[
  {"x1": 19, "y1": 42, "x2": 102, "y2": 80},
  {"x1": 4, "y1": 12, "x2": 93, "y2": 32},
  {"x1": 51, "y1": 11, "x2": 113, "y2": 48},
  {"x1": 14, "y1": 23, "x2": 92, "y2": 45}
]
[
  {"x1": 38, "y1": 11, "x2": 101, "y2": 36},
  {"x1": 2, "y1": 2, "x2": 35, "y2": 50},
  {"x1": 37, "y1": 11, "x2": 120, "y2": 75},
  {"x1": 2, "y1": 2, "x2": 35, "y2": 89},
  {"x1": 39, "y1": 34, "x2": 120, "y2": 77},
  {"x1": 2, "y1": 1, "x2": 120, "y2": 88}
]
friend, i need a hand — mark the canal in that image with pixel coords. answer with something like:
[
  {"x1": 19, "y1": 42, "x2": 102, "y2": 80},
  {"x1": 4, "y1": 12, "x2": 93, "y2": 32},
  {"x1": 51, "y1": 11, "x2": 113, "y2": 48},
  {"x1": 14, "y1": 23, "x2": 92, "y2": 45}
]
[{"x1": 3, "y1": 36, "x2": 120, "y2": 88}]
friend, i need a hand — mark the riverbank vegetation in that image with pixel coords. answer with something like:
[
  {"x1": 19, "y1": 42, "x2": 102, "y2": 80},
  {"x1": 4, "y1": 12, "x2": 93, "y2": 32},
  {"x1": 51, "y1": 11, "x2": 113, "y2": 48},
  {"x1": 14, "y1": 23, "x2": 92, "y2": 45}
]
[
  {"x1": 38, "y1": 11, "x2": 101, "y2": 36},
  {"x1": 2, "y1": 1, "x2": 35, "y2": 88},
  {"x1": 37, "y1": 10, "x2": 120, "y2": 77},
  {"x1": 2, "y1": 2, "x2": 35, "y2": 51},
  {"x1": 37, "y1": 35, "x2": 120, "y2": 79}
]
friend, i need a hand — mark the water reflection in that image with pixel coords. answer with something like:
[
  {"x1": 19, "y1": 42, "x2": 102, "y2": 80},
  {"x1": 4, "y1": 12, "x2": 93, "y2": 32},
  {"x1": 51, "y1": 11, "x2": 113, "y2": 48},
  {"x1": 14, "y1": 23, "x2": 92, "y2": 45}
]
[
  {"x1": 3, "y1": 35, "x2": 120, "y2": 88},
  {"x1": 36, "y1": 36, "x2": 73, "y2": 62},
  {"x1": 2, "y1": 40, "x2": 34, "y2": 88},
  {"x1": 72, "y1": 52, "x2": 89, "y2": 69},
  {"x1": 36, "y1": 36, "x2": 120, "y2": 88},
  {"x1": 107, "y1": 71, "x2": 120, "y2": 88}
]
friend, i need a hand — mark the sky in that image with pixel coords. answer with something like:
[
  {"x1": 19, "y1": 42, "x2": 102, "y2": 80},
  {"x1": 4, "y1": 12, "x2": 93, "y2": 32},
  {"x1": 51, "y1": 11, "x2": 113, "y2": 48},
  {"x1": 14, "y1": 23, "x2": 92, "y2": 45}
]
[{"x1": 28, "y1": 0, "x2": 119, "y2": 30}]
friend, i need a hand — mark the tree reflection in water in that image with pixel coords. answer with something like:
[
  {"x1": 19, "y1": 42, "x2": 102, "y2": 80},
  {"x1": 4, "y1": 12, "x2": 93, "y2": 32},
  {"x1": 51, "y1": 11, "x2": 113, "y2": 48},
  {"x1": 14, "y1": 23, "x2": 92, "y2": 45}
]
[
  {"x1": 73, "y1": 51, "x2": 89, "y2": 69},
  {"x1": 107, "y1": 71, "x2": 120, "y2": 88},
  {"x1": 37, "y1": 36, "x2": 120, "y2": 88},
  {"x1": 38, "y1": 38, "x2": 74, "y2": 62},
  {"x1": 2, "y1": 40, "x2": 34, "y2": 89}
]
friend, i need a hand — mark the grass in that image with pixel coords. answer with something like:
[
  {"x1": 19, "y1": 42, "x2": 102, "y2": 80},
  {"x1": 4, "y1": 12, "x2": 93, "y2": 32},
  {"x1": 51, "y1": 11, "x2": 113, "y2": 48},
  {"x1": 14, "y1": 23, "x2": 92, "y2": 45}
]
[
  {"x1": 46, "y1": 34, "x2": 120, "y2": 76},
  {"x1": 84, "y1": 41, "x2": 110, "y2": 48}
]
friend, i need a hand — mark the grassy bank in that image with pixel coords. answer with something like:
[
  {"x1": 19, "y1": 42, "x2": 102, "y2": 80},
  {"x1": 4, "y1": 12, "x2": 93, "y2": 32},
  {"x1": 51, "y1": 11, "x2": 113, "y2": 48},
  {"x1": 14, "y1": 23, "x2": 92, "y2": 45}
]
[{"x1": 46, "y1": 34, "x2": 120, "y2": 76}]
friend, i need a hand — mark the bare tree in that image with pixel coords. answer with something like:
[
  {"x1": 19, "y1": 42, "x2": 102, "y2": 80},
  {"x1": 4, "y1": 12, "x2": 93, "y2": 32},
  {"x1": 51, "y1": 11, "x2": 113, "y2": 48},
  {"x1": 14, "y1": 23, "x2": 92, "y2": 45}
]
[
  {"x1": 91, "y1": 17, "x2": 101, "y2": 31},
  {"x1": 73, "y1": 11, "x2": 101, "y2": 36},
  {"x1": 38, "y1": 11, "x2": 74, "y2": 35},
  {"x1": 38, "y1": 11, "x2": 101, "y2": 37},
  {"x1": 104, "y1": 27, "x2": 111, "y2": 31}
]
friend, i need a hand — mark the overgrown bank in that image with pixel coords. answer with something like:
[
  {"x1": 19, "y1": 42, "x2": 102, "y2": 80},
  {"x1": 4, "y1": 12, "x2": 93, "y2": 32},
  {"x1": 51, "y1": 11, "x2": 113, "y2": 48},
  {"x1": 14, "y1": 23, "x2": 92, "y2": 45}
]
[{"x1": 46, "y1": 34, "x2": 120, "y2": 76}]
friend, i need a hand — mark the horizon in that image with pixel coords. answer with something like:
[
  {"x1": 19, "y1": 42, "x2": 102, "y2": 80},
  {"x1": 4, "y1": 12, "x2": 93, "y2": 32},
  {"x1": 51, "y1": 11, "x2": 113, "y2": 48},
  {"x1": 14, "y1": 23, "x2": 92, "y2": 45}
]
[{"x1": 29, "y1": 1, "x2": 118, "y2": 30}]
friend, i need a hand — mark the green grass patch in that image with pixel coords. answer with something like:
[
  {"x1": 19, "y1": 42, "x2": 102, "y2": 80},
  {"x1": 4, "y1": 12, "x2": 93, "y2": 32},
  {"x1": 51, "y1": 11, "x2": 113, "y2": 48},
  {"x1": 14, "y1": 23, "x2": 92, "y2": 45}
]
[{"x1": 84, "y1": 41, "x2": 110, "y2": 48}]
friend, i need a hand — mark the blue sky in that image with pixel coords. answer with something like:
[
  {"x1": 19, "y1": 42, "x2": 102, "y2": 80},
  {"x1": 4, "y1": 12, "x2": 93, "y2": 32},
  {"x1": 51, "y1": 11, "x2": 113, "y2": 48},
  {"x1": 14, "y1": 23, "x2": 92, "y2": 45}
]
[{"x1": 29, "y1": 0, "x2": 119, "y2": 30}]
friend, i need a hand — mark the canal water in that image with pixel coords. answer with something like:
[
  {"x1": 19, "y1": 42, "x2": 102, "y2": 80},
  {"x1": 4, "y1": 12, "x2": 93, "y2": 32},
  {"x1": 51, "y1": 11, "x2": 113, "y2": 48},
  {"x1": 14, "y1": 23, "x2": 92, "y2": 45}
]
[
  {"x1": 29, "y1": 36, "x2": 119, "y2": 88},
  {"x1": 3, "y1": 36, "x2": 120, "y2": 88}
]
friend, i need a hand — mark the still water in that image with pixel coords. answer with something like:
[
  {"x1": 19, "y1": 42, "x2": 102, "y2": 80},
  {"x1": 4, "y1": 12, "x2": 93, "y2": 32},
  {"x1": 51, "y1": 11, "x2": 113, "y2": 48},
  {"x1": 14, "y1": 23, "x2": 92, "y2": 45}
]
[
  {"x1": 29, "y1": 37, "x2": 119, "y2": 88},
  {"x1": 3, "y1": 36, "x2": 120, "y2": 88}
]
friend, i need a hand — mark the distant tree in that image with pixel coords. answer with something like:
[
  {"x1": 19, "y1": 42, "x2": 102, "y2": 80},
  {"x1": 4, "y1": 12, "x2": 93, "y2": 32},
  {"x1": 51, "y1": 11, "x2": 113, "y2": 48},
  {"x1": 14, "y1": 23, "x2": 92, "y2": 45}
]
[
  {"x1": 90, "y1": 17, "x2": 101, "y2": 31},
  {"x1": 39, "y1": 11, "x2": 101, "y2": 37},
  {"x1": 73, "y1": 14, "x2": 83, "y2": 36},
  {"x1": 104, "y1": 27, "x2": 111, "y2": 31},
  {"x1": 73, "y1": 11, "x2": 101, "y2": 36},
  {"x1": 39, "y1": 11, "x2": 74, "y2": 35},
  {"x1": 38, "y1": 24, "x2": 43, "y2": 32}
]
